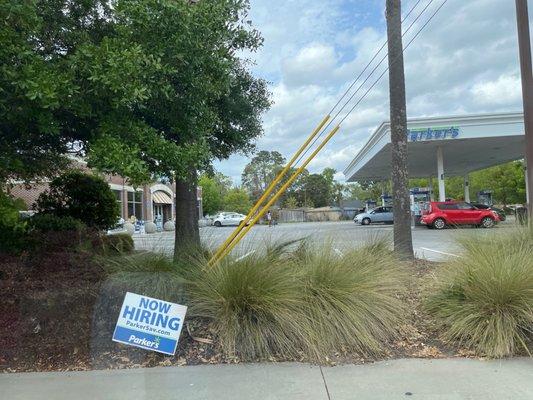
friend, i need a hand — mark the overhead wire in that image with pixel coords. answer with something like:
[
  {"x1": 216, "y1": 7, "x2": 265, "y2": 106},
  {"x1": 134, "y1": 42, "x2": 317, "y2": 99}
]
[
  {"x1": 294, "y1": 0, "x2": 439, "y2": 168},
  {"x1": 338, "y1": 0, "x2": 449, "y2": 126},
  {"x1": 326, "y1": 0, "x2": 425, "y2": 116}
]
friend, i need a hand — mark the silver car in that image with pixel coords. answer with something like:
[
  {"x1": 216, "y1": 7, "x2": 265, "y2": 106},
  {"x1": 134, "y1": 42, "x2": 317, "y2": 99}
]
[{"x1": 354, "y1": 206, "x2": 394, "y2": 225}]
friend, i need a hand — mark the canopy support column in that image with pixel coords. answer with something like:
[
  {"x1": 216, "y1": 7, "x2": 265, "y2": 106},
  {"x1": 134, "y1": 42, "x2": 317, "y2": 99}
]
[
  {"x1": 437, "y1": 147, "x2": 446, "y2": 202},
  {"x1": 464, "y1": 174, "x2": 471, "y2": 203},
  {"x1": 428, "y1": 176, "x2": 434, "y2": 201}
]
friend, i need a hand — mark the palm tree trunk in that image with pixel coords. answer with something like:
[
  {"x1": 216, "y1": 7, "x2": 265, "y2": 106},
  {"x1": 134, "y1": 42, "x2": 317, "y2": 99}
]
[
  {"x1": 386, "y1": 0, "x2": 414, "y2": 260},
  {"x1": 174, "y1": 168, "x2": 200, "y2": 260}
]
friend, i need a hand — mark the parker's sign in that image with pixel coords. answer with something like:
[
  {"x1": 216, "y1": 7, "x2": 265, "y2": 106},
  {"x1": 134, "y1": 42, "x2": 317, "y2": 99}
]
[
  {"x1": 407, "y1": 126, "x2": 460, "y2": 142},
  {"x1": 112, "y1": 292, "x2": 187, "y2": 355}
]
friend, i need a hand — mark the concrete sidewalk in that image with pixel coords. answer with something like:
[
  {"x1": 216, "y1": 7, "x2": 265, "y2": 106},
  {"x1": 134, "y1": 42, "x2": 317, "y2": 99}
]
[{"x1": 2, "y1": 358, "x2": 532, "y2": 400}]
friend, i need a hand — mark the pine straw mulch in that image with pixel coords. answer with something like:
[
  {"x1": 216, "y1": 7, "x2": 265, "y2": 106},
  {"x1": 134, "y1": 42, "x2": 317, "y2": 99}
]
[{"x1": 1, "y1": 254, "x2": 477, "y2": 373}]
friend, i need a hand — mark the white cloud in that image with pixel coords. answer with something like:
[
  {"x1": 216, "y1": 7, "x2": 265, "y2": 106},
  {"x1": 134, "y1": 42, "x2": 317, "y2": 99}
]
[
  {"x1": 216, "y1": 0, "x2": 529, "y2": 184},
  {"x1": 471, "y1": 74, "x2": 522, "y2": 106},
  {"x1": 282, "y1": 43, "x2": 338, "y2": 87}
]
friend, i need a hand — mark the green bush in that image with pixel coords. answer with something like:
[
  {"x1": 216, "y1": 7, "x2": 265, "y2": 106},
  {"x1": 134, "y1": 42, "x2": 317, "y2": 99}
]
[
  {"x1": 0, "y1": 191, "x2": 29, "y2": 254},
  {"x1": 187, "y1": 254, "x2": 303, "y2": 360},
  {"x1": 35, "y1": 170, "x2": 119, "y2": 230},
  {"x1": 98, "y1": 233, "x2": 134, "y2": 254},
  {"x1": 291, "y1": 242, "x2": 406, "y2": 358},
  {"x1": 426, "y1": 229, "x2": 533, "y2": 358},
  {"x1": 186, "y1": 238, "x2": 406, "y2": 360},
  {"x1": 100, "y1": 252, "x2": 185, "y2": 304},
  {"x1": 28, "y1": 213, "x2": 85, "y2": 232}
]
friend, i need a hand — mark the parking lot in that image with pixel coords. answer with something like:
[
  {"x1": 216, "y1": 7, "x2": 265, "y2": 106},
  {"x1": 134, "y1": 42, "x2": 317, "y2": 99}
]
[{"x1": 134, "y1": 218, "x2": 517, "y2": 262}]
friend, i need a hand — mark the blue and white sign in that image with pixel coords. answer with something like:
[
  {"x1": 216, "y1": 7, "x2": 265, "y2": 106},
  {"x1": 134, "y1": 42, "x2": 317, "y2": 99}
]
[
  {"x1": 112, "y1": 292, "x2": 187, "y2": 355},
  {"x1": 407, "y1": 126, "x2": 460, "y2": 142}
]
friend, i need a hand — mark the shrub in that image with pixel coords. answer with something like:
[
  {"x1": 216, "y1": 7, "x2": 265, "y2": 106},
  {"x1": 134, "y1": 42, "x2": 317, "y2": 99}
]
[
  {"x1": 35, "y1": 170, "x2": 119, "y2": 230},
  {"x1": 186, "y1": 254, "x2": 303, "y2": 360},
  {"x1": 186, "y1": 237, "x2": 406, "y2": 361},
  {"x1": 291, "y1": 241, "x2": 406, "y2": 358},
  {"x1": 98, "y1": 233, "x2": 134, "y2": 254},
  {"x1": 100, "y1": 252, "x2": 185, "y2": 304},
  {"x1": 426, "y1": 229, "x2": 533, "y2": 358},
  {"x1": 0, "y1": 191, "x2": 29, "y2": 254},
  {"x1": 28, "y1": 213, "x2": 85, "y2": 232}
]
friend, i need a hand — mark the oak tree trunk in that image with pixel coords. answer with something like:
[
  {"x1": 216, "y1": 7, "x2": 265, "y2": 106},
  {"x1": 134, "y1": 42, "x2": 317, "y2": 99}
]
[
  {"x1": 174, "y1": 168, "x2": 200, "y2": 260},
  {"x1": 386, "y1": 0, "x2": 414, "y2": 260}
]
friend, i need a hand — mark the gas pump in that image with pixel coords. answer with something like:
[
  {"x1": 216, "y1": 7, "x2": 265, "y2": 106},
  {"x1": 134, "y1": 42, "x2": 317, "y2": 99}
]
[
  {"x1": 365, "y1": 200, "x2": 377, "y2": 212},
  {"x1": 380, "y1": 194, "x2": 393, "y2": 207},
  {"x1": 477, "y1": 190, "x2": 493, "y2": 206},
  {"x1": 410, "y1": 187, "x2": 432, "y2": 225}
]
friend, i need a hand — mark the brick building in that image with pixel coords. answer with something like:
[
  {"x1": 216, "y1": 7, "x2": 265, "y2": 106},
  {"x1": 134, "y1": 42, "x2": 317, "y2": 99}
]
[{"x1": 10, "y1": 161, "x2": 177, "y2": 223}]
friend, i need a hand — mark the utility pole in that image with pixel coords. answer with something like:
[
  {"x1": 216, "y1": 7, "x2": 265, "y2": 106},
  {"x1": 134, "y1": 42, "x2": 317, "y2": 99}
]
[
  {"x1": 515, "y1": 0, "x2": 533, "y2": 221},
  {"x1": 386, "y1": 0, "x2": 414, "y2": 259}
]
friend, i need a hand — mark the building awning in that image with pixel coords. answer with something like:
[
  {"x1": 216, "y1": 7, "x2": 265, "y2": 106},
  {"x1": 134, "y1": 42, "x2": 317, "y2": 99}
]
[{"x1": 152, "y1": 191, "x2": 172, "y2": 204}]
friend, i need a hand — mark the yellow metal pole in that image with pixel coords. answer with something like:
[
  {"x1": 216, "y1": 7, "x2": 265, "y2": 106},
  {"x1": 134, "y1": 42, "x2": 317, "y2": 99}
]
[
  {"x1": 208, "y1": 114, "x2": 331, "y2": 264},
  {"x1": 211, "y1": 124, "x2": 341, "y2": 265}
]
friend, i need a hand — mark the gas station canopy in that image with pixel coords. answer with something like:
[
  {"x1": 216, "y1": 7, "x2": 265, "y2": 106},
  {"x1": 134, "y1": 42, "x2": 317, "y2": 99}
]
[{"x1": 344, "y1": 112, "x2": 525, "y2": 181}]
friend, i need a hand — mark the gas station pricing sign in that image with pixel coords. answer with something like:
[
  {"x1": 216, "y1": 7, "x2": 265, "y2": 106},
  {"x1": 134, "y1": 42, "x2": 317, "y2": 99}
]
[
  {"x1": 112, "y1": 292, "x2": 187, "y2": 355},
  {"x1": 407, "y1": 126, "x2": 460, "y2": 142}
]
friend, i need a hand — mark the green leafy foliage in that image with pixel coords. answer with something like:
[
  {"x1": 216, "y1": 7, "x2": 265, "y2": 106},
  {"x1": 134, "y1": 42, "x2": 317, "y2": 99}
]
[
  {"x1": 301, "y1": 173, "x2": 331, "y2": 208},
  {"x1": 0, "y1": 0, "x2": 113, "y2": 183},
  {"x1": 199, "y1": 173, "x2": 232, "y2": 216},
  {"x1": 0, "y1": 191, "x2": 28, "y2": 253},
  {"x1": 223, "y1": 188, "x2": 252, "y2": 214},
  {"x1": 426, "y1": 229, "x2": 533, "y2": 357},
  {"x1": 86, "y1": 0, "x2": 271, "y2": 184},
  {"x1": 35, "y1": 171, "x2": 119, "y2": 230},
  {"x1": 1, "y1": 0, "x2": 270, "y2": 191},
  {"x1": 241, "y1": 151, "x2": 285, "y2": 201},
  {"x1": 28, "y1": 213, "x2": 84, "y2": 232}
]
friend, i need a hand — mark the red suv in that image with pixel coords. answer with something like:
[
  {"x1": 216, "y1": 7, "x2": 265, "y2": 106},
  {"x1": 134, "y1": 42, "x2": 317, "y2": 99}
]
[{"x1": 420, "y1": 201, "x2": 500, "y2": 229}]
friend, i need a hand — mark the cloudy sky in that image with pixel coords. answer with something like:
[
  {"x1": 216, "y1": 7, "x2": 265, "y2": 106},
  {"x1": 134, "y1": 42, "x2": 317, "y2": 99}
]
[{"x1": 214, "y1": 0, "x2": 530, "y2": 184}]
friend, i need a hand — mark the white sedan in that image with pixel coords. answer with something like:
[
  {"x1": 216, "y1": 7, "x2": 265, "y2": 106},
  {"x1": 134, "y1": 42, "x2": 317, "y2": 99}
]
[{"x1": 213, "y1": 213, "x2": 247, "y2": 227}]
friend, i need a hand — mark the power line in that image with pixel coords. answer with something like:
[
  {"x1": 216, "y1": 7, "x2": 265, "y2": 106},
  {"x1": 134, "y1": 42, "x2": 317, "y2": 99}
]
[
  {"x1": 338, "y1": 0, "x2": 449, "y2": 126},
  {"x1": 295, "y1": 0, "x2": 440, "y2": 167},
  {"x1": 327, "y1": 0, "x2": 425, "y2": 115}
]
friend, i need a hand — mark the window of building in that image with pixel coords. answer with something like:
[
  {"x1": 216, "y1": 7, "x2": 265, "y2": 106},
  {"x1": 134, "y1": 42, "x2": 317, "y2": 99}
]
[
  {"x1": 113, "y1": 190, "x2": 122, "y2": 217},
  {"x1": 127, "y1": 191, "x2": 143, "y2": 220}
]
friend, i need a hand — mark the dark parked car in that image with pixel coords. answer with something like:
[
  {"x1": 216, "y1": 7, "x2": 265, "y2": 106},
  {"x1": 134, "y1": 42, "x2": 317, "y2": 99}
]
[{"x1": 470, "y1": 203, "x2": 506, "y2": 221}]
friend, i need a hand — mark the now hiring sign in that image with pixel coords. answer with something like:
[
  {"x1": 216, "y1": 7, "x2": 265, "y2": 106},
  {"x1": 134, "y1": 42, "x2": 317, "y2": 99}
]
[{"x1": 112, "y1": 292, "x2": 187, "y2": 355}]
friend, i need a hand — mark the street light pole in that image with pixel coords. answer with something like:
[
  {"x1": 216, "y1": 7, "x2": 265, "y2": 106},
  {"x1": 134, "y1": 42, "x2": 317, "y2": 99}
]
[{"x1": 515, "y1": 0, "x2": 533, "y2": 219}]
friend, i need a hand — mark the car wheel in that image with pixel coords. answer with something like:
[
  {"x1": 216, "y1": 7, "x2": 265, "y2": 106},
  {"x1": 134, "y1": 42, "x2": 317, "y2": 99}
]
[
  {"x1": 214, "y1": 221, "x2": 222, "y2": 227},
  {"x1": 432, "y1": 218, "x2": 446, "y2": 230},
  {"x1": 481, "y1": 217, "x2": 494, "y2": 228},
  {"x1": 362, "y1": 218, "x2": 371, "y2": 225}
]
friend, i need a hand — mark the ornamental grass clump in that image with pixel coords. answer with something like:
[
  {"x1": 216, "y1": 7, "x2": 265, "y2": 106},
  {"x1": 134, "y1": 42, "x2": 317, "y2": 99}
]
[
  {"x1": 186, "y1": 253, "x2": 304, "y2": 360},
  {"x1": 101, "y1": 252, "x2": 186, "y2": 304},
  {"x1": 292, "y1": 240, "x2": 407, "y2": 358},
  {"x1": 426, "y1": 229, "x2": 533, "y2": 358}
]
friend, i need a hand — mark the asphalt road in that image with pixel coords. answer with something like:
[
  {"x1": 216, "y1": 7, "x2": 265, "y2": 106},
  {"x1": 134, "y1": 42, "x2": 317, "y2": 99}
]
[{"x1": 134, "y1": 219, "x2": 517, "y2": 262}]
